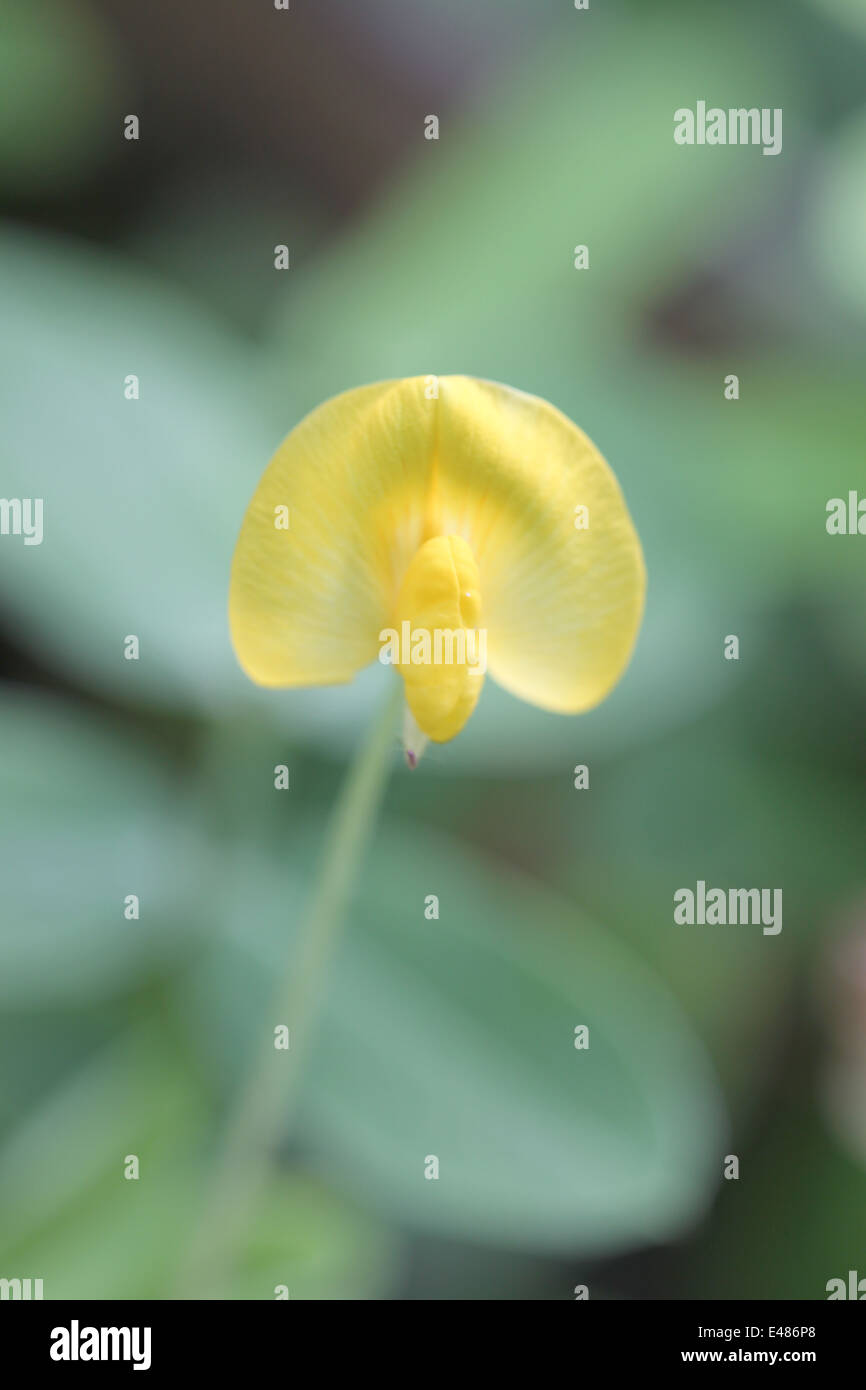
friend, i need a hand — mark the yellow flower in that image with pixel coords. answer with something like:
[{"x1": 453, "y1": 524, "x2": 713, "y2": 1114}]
[{"x1": 229, "y1": 376, "x2": 645, "y2": 764}]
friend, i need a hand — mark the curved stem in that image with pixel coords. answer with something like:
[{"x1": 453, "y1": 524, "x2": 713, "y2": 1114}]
[{"x1": 177, "y1": 679, "x2": 403, "y2": 1297}]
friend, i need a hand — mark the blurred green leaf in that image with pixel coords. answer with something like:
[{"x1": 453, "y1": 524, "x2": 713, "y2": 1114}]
[
  {"x1": 0, "y1": 225, "x2": 280, "y2": 713},
  {"x1": 0, "y1": 1023, "x2": 395, "y2": 1298},
  {"x1": 555, "y1": 698, "x2": 866, "y2": 1116},
  {"x1": 231, "y1": 1174, "x2": 396, "y2": 1301},
  {"x1": 0, "y1": 686, "x2": 204, "y2": 1004},
  {"x1": 0, "y1": 1026, "x2": 202, "y2": 1295},
  {"x1": 645, "y1": 357, "x2": 866, "y2": 599},
  {"x1": 185, "y1": 819, "x2": 726, "y2": 1254}
]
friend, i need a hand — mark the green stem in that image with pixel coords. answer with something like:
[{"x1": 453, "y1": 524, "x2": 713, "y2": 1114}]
[{"x1": 177, "y1": 679, "x2": 403, "y2": 1297}]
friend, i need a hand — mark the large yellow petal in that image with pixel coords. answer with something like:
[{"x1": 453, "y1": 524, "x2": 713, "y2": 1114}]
[
  {"x1": 230, "y1": 379, "x2": 435, "y2": 687},
  {"x1": 430, "y1": 377, "x2": 645, "y2": 713}
]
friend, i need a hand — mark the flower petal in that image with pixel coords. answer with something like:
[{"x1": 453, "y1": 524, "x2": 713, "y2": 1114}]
[
  {"x1": 230, "y1": 379, "x2": 435, "y2": 687},
  {"x1": 432, "y1": 377, "x2": 645, "y2": 713}
]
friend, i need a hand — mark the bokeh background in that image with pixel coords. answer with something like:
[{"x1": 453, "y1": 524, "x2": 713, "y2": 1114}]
[{"x1": 1, "y1": 0, "x2": 865, "y2": 1300}]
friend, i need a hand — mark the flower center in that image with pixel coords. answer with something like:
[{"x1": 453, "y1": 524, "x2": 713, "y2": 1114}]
[{"x1": 391, "y1": 534, "x2": 486, "y2": 743}]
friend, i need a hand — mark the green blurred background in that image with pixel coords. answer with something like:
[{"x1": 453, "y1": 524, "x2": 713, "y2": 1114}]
[{"x1": 1, "y1": 0, "x2": 865, "y2": 1300}]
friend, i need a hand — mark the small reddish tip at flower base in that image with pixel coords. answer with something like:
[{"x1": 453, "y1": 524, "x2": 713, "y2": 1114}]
[{"x1": 402, "y1": 705, "x2": 429, "y2": 770}]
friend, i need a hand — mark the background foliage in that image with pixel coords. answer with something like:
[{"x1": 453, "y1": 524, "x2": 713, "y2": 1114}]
[{"x1": 1, "y1": 0, "x2": 864, "y2": 1299}]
